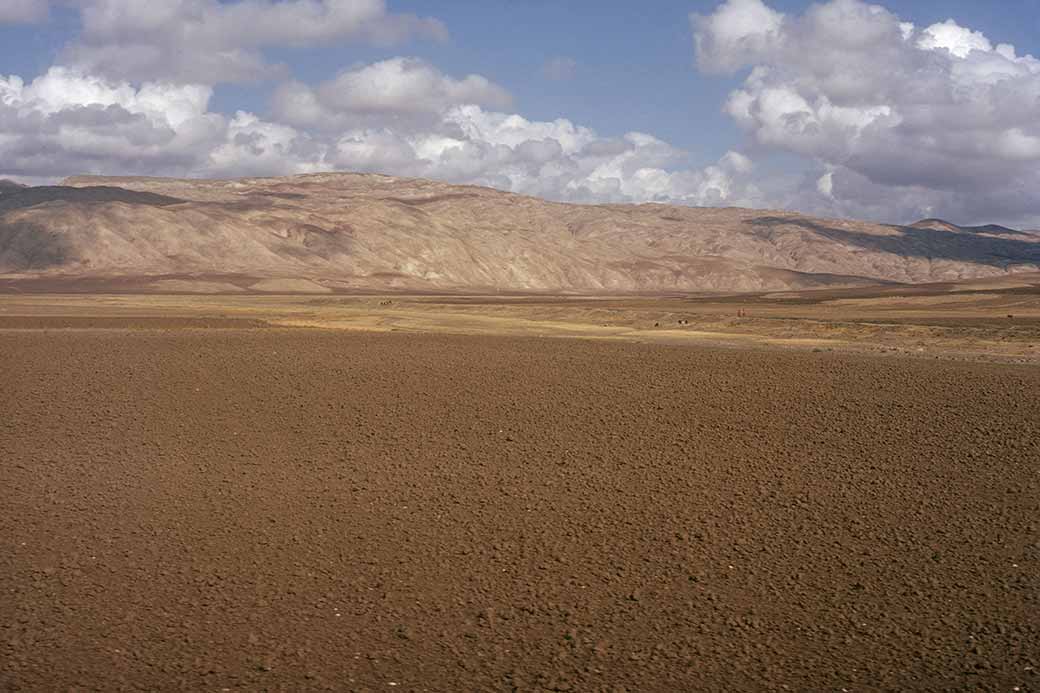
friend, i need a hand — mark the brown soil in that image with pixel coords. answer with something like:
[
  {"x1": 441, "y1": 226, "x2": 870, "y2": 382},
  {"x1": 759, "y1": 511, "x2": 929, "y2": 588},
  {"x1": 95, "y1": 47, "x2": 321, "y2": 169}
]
[
  {"x1": 0, "y1": 316, "x2": 268, "y2": 330},
  {"x1": 1, "y1": 328, "x2": 1038, "y2": 691},
  {"x1": 3, "y1": 288, "x2": 1040, "y2": 365}
]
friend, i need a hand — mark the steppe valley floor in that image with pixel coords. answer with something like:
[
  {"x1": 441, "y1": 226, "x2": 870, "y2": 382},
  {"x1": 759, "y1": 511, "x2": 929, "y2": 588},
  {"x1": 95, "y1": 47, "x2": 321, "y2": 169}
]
[{"x1": 1, "y1": 315, "x2": 1038, "y2": 691}]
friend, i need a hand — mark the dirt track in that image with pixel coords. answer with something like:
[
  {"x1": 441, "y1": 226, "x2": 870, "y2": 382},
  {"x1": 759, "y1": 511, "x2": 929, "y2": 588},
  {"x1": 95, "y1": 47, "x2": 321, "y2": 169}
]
[{"x1": 1, "y1": 327, "x2": 1038, "y2": 691}]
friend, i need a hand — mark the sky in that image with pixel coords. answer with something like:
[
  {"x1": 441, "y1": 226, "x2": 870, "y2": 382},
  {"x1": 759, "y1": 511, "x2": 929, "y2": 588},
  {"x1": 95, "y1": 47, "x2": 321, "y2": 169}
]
[{"x1": 1, "y1": 0, "x2": 1039, "y2": 228}]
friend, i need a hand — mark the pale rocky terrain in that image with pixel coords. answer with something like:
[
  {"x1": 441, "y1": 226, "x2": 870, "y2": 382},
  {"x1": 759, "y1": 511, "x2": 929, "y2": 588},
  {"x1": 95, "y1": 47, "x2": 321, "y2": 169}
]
[{"x1": 1, "y1": 173, "x2": 1038, "y2": 293}]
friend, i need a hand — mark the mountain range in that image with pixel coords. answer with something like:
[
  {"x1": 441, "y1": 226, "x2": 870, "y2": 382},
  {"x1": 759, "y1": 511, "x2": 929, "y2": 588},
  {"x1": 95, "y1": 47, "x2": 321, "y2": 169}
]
[{"x1": 1, "y1": 173, "x2": 1038, "y2": 294}]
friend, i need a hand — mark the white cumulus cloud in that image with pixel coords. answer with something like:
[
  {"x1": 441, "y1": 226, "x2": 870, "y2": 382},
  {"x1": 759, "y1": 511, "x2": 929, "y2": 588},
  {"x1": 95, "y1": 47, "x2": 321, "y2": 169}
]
[
  {"x1": 917, "y1": 19, "x2": 993, "y2": 58},
  {"x1": 692, "y1": 0, "x2": 785, "y2": 73},
  {"x1": 0, "y1": 67, "x2": 313, "y2": 179},
  {"x1": 0, "y1": 60, "x2": 760, "y2": 210},
  {"x1": 272, "y1": 57, "x2": 513, "y2": 131},
  {"x1": 61, "y1": 0, "x2": 448, "y2": 84},
  {"x1": 270, "y1": 59, "x2": 760, "y2": 206},
  {"x1": 694, "y1": 0, "x2": 1040, "y2": 227}
]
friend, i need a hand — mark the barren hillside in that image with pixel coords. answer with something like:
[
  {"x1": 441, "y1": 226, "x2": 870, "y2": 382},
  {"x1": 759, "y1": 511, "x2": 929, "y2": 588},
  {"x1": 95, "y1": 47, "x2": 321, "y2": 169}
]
[{"x1": 1, "y1": 173, "x2": 1038, "y2": 293}]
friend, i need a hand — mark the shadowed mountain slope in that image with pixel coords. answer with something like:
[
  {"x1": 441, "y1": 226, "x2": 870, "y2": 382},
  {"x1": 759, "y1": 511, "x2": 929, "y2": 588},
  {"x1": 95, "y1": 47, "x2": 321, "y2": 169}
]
[
  {"x1": 1, "y1": 173, "x2": 1038, "y2": 294},
  {"x1": 0, "y1": 186, "x2": 184, "y2": 213},
  {"x1": 909, "y1": 218, "x2": 1032, "y2": 237},
  {"x1": 0, "y1": 180, "x2": 27, "y2": 196}
]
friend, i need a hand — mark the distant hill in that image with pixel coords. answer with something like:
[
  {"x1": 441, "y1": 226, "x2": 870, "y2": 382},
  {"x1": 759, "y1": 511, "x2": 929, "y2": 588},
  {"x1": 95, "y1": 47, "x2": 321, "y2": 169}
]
[
  {"x1": 0, "y1": 180, "x2": 27, "y2": 196},
  {"x1": 910, "y1": 218, "x2": 1033, "y2": 237},
  {"x1": 1, "y1": 172, "x2": 1038, "y2": 294}
]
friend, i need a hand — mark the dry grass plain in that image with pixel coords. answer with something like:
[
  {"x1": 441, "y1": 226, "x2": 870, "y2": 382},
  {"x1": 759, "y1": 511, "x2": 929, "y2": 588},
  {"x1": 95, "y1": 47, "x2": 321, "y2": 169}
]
[
  {"x1": 1, "y1": 284, "x2": 1039, "y2": 691},
  {"x1": 2, "y1": 272, "x2": 1039, "y2": 362}
]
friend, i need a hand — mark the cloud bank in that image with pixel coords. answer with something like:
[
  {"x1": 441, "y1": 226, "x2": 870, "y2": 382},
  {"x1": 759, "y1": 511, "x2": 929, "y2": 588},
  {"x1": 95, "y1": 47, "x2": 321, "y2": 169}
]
[
  {"x1": 62, "y1": 0, "x2": 448, "y2": 84},
  {"x1": 693, "y1": 0, "x2": 1040, "y2": 225},
  {"x1": 0, "y1": 60, "x2": 756, "y2": 207}
]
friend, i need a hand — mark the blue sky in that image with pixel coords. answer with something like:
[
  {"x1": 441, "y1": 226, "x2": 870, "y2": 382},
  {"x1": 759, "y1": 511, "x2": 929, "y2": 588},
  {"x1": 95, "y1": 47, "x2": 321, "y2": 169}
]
[{"x1": 2, "y1": 0, "x2": 1040, "y2": 226}]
